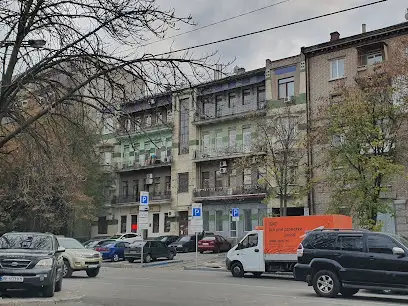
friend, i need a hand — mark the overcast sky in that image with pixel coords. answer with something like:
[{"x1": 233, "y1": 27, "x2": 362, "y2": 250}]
[{"x1": 142, "y1": 0, "x2": 407, "y2": 73}]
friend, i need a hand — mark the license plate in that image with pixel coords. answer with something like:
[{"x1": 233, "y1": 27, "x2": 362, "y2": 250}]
[
  {"x1": 131, "y1": 251, "x2": 138, "y2": 254},
  {"x1": 87, "y1": 265, "x2": 98, "y2": 269},
  {"x1": 0, "y1": 276, "x2": 24, "y2": 282},
  {"x1": 203, "y1": 243, "x2": 209, "y2": 246}
]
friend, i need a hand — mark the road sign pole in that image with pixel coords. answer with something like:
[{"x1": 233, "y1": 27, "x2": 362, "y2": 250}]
[
  {"x1": 235, "y1": 220, "x2": 238, "y2": 246},
  {"x1": 195, "y1": 232, "x2": 198, "y2": 268},
  {"x1": 141, "y1": 236, "x2": 144, "y2": 264}
]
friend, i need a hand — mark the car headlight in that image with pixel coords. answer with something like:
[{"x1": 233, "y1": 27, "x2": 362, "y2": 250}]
[{"x1": 35, "y1": 258, "x2": 53, "y2": 268}]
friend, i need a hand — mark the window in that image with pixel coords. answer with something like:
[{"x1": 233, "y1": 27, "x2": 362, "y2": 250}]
[
  {"x1": 123, "y1": 145, "x2": 130, "y2": 164},
  {"x1": 203, "y1": 99, "x2": 211, "y2": 116},
  {"x1": 244, "y1": 209, "x2": 252, "y2": 231},
  {"x1": 179, "y1": 99, "x2": 189, "y2": 154},
  {"x1": 332, "y1": 134, "x2": 345, "y2": 147},
  {"x1": 215, "y1": 132, "x2": 223, "y2": 151},
  {"x1": 201, "y1": 172, "x2": 210, "y2": 189},
  {"x1": 242, "y1": 88, "x2": 251, "y2": 105},
  {"x1": 278, "y1": 77, "x2": 295, "y2": 99},
  {"x1": 178, "y1": 173, "x2": 189, "y2": 193},
  {"x1": 215, "y1": 95, "x2": 223, "y2": 117},
  {"x1": 203, "y1": 211, "x2": 210, "y2": 231},
  {"x1": 145, "y1": 114, "x2": 152, "y2": 127},
  {"x1": 103, "y1": 152, "x2": 112, "y2": 165},
  {"x1": 337, "y1": 235, "x2": 363, "y2": 252},
  {"x1": 132, "y1": 180, "x2": 139, "y2": 198},
  {"x1": 243, "y1": 169, "x2": 252, "y2": 186},
  {"x1": 241, "y1": 233, "x2": 258, "y2": 249},
  {"x1": 165, "y1": 176, "x2": 171, "y2": 193},
  {"x1": 367, "y1": 234, "x2": 400, "y2": 254},
  {"x1": 228, "y1": 92, "x2": 237, "y2": 108},
  {"x1": 122, "y1": 181, "x2": 129, "y2": 197},
  {"x1": 288, "y1": 166, "x2": 298, "y2": 185},
  {"x1": 215, "y1": 210, "x2": 223, "y2": 231},
  {"x1": 242, "y1": 128, "x2": 252, "y2": 153},
  {"x1": 330, "y1": 58, "x2": 345, "y2": 79},
  {"x1": 257, "y1": 208, "x2": 266, "y2": 226},
  {"x1": 215, "y1": 170, "x2": 223, "y2": 188},
  {"x1": 202, "y1": 134, "x2": 210, "y2": 153},
  {"x1": 229, "y1": 129, "x2": 236, "y2": 150},
  {"x1": 164, "y1": 213, "x2": 170, "y2": 232},
  {"x1": 120, "y1": 216, "x2": 127, "y2": 233},
  {"x1": 302, "y1": 232, "x2": 337, "y2": 250},
  {"x1": 102, "y1": 117, "x2": 114, "y2": 134},
  {"x1": 131, "y1": 215, "x2": 137, "y2": 233},
  {"x1": 98, "y1": 217, "x2": 108, "y2": 234},
  {"x1": 361, "y1": 51, "x2": 383, "y2": 66},
  {"x1": 257, "y1": 85, "x2": 265, "y2": 106},
  {"x1": 152, "y1": 214, "x2": 159, "y2": 233},
  {"x1": 153, "y1": 177, "x2": 160, "y2": 195}
]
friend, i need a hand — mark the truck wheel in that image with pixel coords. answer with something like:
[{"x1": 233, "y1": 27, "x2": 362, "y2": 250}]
[
  {"x1": 312, "y1": 270, "x2": 341, "y2": 298},
  {"x1": 340, "y1": 288, "x2": 359, "y2": 297},
  {"x1": 231, "y1": 262, "x2": 244, "y2": 278},
  {"x1": 252, "y1": 272, "x2": 263, "y2": 278},
  {"x1": 86, "y1": 268, "x2": 100, "y2": 278},
  {"x1": 55, "y1": 277, "x2": 63, "y2": 292},
  {"x1": 127, "y1": 258, "x2": 135, "y2": 263},
  {"x1": 42, "y1": 280, "x2": 55, "y2": 297}
]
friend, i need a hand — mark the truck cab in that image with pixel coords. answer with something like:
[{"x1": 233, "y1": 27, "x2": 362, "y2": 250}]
[{"x1": 226, "y1": 230, "x2": 265, "y2": 278}]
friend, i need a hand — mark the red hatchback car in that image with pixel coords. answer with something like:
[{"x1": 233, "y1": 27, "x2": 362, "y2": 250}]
[{"x1": 198, "y1": 235, "x2": 232, "y2": 253}]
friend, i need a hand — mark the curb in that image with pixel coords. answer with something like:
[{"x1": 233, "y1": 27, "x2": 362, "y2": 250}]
[
  {"x1": 183, "y1": 266, "x2": 228, "y2": 272},
  {"x1": 103, "y1": 260, "x2": 183, "y2": 269},
  {"x1": 0, "y1": 295, "x2": 83, "y2": 305}
]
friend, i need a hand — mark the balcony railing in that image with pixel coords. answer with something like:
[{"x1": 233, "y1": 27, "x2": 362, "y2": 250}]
[
  {"x1": 194, "y1": 145, "x2": 265, "y2": 160},
  {"x1": 193, "y1": 101, "x2": 266, "y2": 124},
  {"x1": 113, "y1": 191, "x2": 171, "y2": 204},
  {"x1": 114, "y1": 157, "x2": 172, "y2": 172},
  {"x1": 193, "y1": 185, "x2": 267, "y2": 199},
  {"x1": 117, "y1": 121, "x2": 173, "y2": 136}
]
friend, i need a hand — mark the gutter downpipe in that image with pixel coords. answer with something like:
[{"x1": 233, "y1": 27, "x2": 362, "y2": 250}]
[{"x1": 301, "y1": 47, "x2": 315, "y2": 216}]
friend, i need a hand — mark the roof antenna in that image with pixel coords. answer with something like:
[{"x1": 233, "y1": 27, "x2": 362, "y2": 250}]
[{"x1": 405, "y1": 8, "x2": 408, "y2": 21}]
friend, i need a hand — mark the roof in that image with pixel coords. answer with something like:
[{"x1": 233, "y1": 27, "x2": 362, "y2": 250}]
[
  {"x1": 302, "y1": 22, "x2": 408, "y2": 56},
  {"x1": 196, "y1": 67, "x2": 265, "y2": 89}
]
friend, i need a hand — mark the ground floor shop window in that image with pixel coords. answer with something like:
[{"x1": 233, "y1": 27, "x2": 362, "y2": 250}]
[
  {"x1": 244, "y1": 209, "x2": 252, "y2": 231},
  {"x1": 121, "y1": 215, "x2": 127, "y2": 233},
  {"x1": 98, "y1": 217, "x2": 107, "y2": 234},
  {"x1": 215, "y1": 210, "x2": 223, "y2": 231},
  {"x1": 153, "y1": 213, "x2": 159, "y2": 233},
  {"x1": 164, "y1": 213, "x2": 171, "y2": 232},
  {"x1": 203, "y1": 211, "x2": 210, "y2": 231}
]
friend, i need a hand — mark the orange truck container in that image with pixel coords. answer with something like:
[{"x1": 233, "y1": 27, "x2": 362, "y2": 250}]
[{"x1": 226, "y1": 215, "x2": 352, "y2": 277}]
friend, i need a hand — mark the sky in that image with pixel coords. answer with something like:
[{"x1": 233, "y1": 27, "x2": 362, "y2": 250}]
[{"x1": 140, "y1": 0, "x2": 407, "y2": 73}]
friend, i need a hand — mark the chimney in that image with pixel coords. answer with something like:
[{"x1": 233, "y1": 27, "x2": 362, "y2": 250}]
[
  {"x1": 362, "y1": 24, "x2": 366, "y2": 33},
  {"x1": 330, "y1": 31, "x2": 340, "y2": 41}
]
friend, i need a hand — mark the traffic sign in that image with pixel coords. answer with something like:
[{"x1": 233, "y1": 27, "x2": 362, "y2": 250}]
[
  {"x1": 232, "y1": 208, "x2": 239, "y2": 222},
  {"x1": 191, "y1": 203, "x2": 202, "y2": 220},
  {"x1": 138, "y1": 211, "x2": 149, "y2": 230},
  {"x1": 190, "y1": 219, "x2": 203, "y2": 233},
  {"x1": 140, "y1": 191, "x2": 149, "y2": 205}
]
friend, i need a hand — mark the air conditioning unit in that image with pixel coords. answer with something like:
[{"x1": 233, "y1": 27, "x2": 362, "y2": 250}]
[
  {"x1": 201, "y1": 153, "x2": 209, "y2": 158},
  {"x1": 146, "y1": 178, "x2": 153, "y2": 185},
  {"x1": 168, "y1": 210, "x2": 177, "y2": 217},
  {"x1": 220, "y1": 161, "x2": 227, "y2": 168},
  {"x1": 284, "y1": 96, "x2": 295, "y2": 103},
  {"x1": 231, "y1": 169, "x2": 237, "y2": 176},
  {"x1": 166, "y1": 156, "x2": 172, "y2": 162},
  {"x1": 220, "y1": 168, "x2": 228, "y2": 174},
  {"x1": 150, "y1": 98, "x2": 155, "y2": 105},
  {"x1": 146, "y1": 173, "x2": 153, "y2": 179}
]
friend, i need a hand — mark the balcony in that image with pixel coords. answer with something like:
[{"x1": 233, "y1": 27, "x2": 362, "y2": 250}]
[
  {"x1": 193, "y1": 102, "x2": 266, "y2": 125},
  {"x1": 114, "y1": 157, "x2": 172, "y2": 173},
  {"x1": 112, "y1": 191, "x2": 171, "y2": 206},
  {"x1": 193, "y1": 145, "x2": 265, "y2": 162},
  {"x1": 193, "y1": 185, "x2": 267, "y2": 200},
  {"x1": 117, "y1": 121, "x2": 173, "y2": 138}
]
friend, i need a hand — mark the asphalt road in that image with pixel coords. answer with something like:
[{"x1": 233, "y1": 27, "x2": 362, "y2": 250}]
[{"x1": 58, "y1": 267, "x2": 408, "y2": 306}]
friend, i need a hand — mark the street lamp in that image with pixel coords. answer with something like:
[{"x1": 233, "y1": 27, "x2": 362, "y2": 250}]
[{"x1": 0, "y1": 39, "x2": 46, "y2": 48}]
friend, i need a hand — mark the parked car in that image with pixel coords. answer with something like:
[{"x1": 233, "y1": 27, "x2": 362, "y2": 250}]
[
  {"x1": 0, "y1": 232, "x2": 65, "y2": 297},
  {"x1": 96, "y1": 240, "x2": 130, "y2": 262},
  {"x1": 156, "y1": 235, "x2": 179, "y2": 246},
  {"x1": 111, "y1": 233, "x2": 142, "y2": 243},
  {"x1": 57, "y1": 237, "x2": 102, "y2": 278},
  {"x1": 125, "y1": 240, "x2": 176, "y2": 263},
  {"x1": 169, "y1": 235, "x2": 198, "y2": 253},
  {"x1": 198, "y1": 235, "x2": 231, "y2": 253},
  {"x1": 294, "y1": 229, "x2": 408, "y2": 298},
  {"x1": 83, "y1": 236, "x2": 110, "y2": 249}
]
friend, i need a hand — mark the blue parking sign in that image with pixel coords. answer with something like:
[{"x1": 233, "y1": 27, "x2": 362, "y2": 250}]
[
  {"x1": 140, "y1": 191, "x2": 149, "y2": 205},
  {"x1": 192, "y1": 207, "x2": 201, "y2": 217},
  {"x1": 232, "y1": 208, "x2": 239, "y2": 217}
]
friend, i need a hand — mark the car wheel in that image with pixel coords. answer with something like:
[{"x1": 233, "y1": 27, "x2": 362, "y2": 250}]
[
  {"x1": 340, "y1": 288, "x2": 359, "y2": 297},
  {"x1": 214, "y1": 247, "x2": 220, "y2": 253},
  {"x1": 42, "y1": 279, "x2": 55, "y2": 297},
  {"x1": 63, "y1": 260, "x2": 73, "y2": 278},
  {"x1": 167, "y1": 252, "x2": 175, "y2": 260},
  {"x1": 86, "y1": 268, "x2": 100, "y2": 278},
  {"x1": 183, "y1": 247, "x2": 189, "y2": 253},
  {"x1": 199, "y1": 250, "x2": 204, "y2": 254},
  {"x1": 312, "y1": 270, "x2": 341, "y2": 298},
  {"x1": 252, "y1": 272, "x2": 263, "y2": 278},
  {"x1": 231, "y1": 262, "x2": 244, "y2": 278},
  {"x1": 144, "y1": 253, "x2": 152, "y2": 263},
  {"x1": 112, "y1": 253, "x2": 119, "y2": 262},
  {"x1": 55, "y1": 277, "x2": 63, "y2": 292},
  {"x1": 127, "y1": 258, "x2": 135, "y2": 263}
]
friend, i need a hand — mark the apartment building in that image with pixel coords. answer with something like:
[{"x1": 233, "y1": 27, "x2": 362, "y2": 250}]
[
  {"x1": 302, "y1": 22, "x2": 408, "y2": 236},
  {"x1": 264, "y1": 55, "x2": 308, "y2": 216},
  {"x1": 191, "y1": 67, "x2": 268, "y2": 238},
  {"x1": 93, "y1": 92, "x2": 174, "y2": 238}
]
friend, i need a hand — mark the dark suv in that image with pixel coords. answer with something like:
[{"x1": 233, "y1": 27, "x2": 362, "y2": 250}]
[
  {"x1": 294, "y1": 229, "x2": 408, "y2": 298},
  {"x1": 0, "y1": 232, "x2": 65, "y2": 297}
]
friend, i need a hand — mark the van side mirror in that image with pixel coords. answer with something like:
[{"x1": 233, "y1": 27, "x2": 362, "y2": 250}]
[
  {"x1": 57, "y1": 246, "x2": 65, "y2": 253},
  {"x1": 393, "y1": 247, "x2": 405, "y2": 256}
]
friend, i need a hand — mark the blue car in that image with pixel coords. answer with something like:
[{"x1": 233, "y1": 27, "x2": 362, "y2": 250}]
[{"x1": 95, "y1": 240, "x2": 130, "y2": 262}]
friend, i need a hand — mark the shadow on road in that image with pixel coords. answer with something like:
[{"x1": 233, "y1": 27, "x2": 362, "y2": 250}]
[
  {"x1": 301, "y1": 292, "x2": 408, "y2": 304},
  {"x1": 0, "y1": 289, "x2": 43, "y2": 299}
]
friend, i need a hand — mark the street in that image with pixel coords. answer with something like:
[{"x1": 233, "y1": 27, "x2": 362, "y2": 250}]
[{"x1": 58, "y1": 266, "x2": 408, "y2": 306}]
